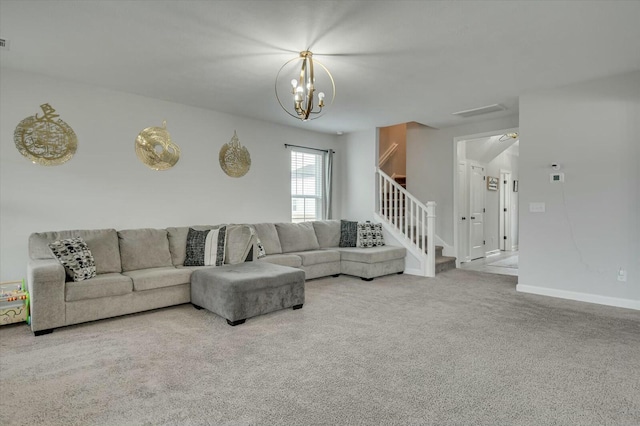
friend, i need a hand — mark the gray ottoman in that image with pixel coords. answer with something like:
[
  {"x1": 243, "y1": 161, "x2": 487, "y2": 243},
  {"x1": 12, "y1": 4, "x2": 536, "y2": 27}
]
[{"x1": 190, "y1": 262, "x2": 305, "y2": 326}]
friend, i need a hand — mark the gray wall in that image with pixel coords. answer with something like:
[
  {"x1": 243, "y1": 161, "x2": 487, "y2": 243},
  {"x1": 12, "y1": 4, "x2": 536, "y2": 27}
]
[
  {"x1": 339, "y1": 129, "x2": 377, "y2": 221},
  {"x1": 378, "y1": 124, "x2": 406, "y2": 178},
  {"x1": 0, "y1": 69, "x2": 341, "y2": 280},
  {"x1": 518, "y1": 71, "x2": 640, "y2": 306}
]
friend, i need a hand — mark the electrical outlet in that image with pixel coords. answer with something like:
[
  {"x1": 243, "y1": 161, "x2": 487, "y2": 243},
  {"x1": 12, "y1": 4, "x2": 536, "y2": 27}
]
[{"x1": 617, "y1": 268, "x2": 627, "y2": 282}]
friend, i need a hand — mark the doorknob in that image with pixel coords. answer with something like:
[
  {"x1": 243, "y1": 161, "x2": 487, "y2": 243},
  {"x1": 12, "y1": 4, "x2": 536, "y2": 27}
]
[
  {"x1": 470, "y1": 216, "x2": 476, "y2": 219},
  {"x1": 461, "y1": 217, "x2": 466, "y2": 220}
]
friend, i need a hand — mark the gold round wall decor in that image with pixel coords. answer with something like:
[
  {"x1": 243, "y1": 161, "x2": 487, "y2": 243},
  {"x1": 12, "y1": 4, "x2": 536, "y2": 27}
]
[
  {"x1": 219, "y1": 130, "x2": 251, "y2": 178},
  {"x1": 135, "y1": 120, "x2": 180, "y2": 171},
  {"x1": 14, "y1": 103, "x2": 78, "y2": 166}
]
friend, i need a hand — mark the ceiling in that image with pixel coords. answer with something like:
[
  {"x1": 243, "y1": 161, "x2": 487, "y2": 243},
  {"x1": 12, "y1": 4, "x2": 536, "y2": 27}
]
[{"x1": 1, "y1": 1, "x2": 639, "y2": 135}]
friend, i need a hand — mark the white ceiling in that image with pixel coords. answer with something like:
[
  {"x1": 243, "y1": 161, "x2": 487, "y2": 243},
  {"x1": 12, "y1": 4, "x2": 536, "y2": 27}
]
[{"x1": 1, "y1": 1, "x2": 639, "y2": 135}]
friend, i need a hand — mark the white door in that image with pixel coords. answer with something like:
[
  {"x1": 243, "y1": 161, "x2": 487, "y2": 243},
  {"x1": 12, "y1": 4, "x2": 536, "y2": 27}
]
[
  {"x1": 458, "y1": 161, "x2": 468, "y2": 262},
  {"x1": 499, "y1": 171, "x2": 511, "y2": 251},
  {"x1": 469, "y1": 164, "x2": 485, "y2": 260}
]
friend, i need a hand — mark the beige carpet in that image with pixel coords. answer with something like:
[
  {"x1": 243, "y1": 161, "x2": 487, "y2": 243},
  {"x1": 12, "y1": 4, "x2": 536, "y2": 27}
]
[{"x1": 1, "y1": 270, "x2": 639, "y2": 425}]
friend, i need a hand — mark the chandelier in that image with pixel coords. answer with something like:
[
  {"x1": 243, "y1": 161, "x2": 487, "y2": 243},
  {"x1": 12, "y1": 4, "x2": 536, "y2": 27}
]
[
  {"x1": 275, "y1": 50, "x2": 335, "y2": 121},
  {"x1": 499, "y1": 132, "x2": 519, "y2": 141}
]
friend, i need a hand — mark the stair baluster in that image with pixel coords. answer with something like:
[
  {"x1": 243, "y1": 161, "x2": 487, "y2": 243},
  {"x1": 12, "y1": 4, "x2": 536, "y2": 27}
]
[{"x1": 376, "y1": 168, "x2": 443, "y2": 277}]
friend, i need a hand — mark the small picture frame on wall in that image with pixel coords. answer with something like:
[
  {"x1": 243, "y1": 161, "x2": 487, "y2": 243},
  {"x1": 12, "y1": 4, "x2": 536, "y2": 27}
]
[
  {"x1": 513, "y1": 180, "x2": 519, "y2": 192},
  {"x1": 487, "y1": 176, "x2": 498, "y2": 191}
]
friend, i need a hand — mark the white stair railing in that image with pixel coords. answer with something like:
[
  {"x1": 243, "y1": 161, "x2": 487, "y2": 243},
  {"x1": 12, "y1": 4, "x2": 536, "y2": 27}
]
[
  {"x1": 378, "y1": 143, "x2": 399, "y2": 168},
  {"x1": 376, "y1": 168, "x2": 436, "y2": 277}
]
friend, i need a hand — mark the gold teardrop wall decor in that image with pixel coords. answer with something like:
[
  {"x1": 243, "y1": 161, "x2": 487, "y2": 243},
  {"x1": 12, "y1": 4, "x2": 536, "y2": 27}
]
[
  {"x1": 14, "y1": 103, "x2": 78, "y2": 166},
  {"x1": 135, "y1": 120, "x2": 180, "y2": 171},
  {"x1": 219, "y1": 130, "x2": 251, "y2": 178}
]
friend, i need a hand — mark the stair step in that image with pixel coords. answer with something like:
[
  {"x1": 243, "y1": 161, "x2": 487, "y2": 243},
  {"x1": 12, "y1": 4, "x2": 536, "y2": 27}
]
[{"x1": 435, "y1": 256, "x2": 456, "y2": 274}]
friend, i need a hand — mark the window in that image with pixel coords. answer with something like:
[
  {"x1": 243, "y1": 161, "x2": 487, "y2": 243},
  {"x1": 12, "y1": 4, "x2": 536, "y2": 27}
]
[{"x1": 291, "y1": 149, "x2": 324, "y2": 222}]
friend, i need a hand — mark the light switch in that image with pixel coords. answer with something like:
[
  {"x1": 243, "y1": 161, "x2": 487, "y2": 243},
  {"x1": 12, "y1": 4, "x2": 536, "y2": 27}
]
[{"x1": 529, "y1": 202, "x2": 546, "y2": 213}]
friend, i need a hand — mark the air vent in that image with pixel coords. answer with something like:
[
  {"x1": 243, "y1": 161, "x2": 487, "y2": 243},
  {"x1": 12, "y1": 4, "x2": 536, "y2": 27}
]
[
  {"x1": 452, "y1": 104, "x2": 506, "y2": 118},
  {"x1": 0, "y1": 38, "x2": 9, "y2": 50}
]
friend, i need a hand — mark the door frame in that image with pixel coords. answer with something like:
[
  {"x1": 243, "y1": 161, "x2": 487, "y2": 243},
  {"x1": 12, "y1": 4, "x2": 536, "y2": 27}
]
[
  {"x1": 453, "y1": 127, "x2": 519, "y2": 267},
  {"x1": 457, "y1": 160, "x2": 469, "y2": 263}
]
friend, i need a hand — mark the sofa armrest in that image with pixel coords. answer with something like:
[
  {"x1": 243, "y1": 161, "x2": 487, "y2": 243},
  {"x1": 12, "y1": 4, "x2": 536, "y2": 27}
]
[{"x1": 27, "y1": 259, "x2": 66, "y2": 332}]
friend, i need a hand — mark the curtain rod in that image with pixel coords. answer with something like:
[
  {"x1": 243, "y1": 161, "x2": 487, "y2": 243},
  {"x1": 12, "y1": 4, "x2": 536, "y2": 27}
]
[{"x1": 284, "y1": 144, "x2": 335, "y2": 154}]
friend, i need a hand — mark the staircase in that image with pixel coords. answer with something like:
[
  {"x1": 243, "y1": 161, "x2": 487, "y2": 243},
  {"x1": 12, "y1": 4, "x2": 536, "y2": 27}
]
[{"x1": 375, "y1": 168, "x2": 456, "y2": 277}]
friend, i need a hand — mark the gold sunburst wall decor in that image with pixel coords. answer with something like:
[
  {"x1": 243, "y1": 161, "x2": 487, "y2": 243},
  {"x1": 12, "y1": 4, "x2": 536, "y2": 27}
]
[
  {"x1": 135, "y1": 120, "x2": 180, "y2": 171},
  {"x1": 14, "y1": 103, "x2": 78, "y2": 166},
  {"x1": 219, "y1": 130, "x2": 251, "y2": 178}
]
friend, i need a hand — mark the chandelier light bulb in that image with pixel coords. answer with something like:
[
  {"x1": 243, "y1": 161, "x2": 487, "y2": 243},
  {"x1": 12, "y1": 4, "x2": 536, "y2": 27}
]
[{"x1": 291, "y1": 79, "x2": 298, "y2": 89}]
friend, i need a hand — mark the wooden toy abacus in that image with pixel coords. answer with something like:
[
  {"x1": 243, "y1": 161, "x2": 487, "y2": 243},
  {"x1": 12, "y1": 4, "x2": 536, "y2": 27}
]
[{"x1": 0, "y1": 280, "x2": 30, "y2": 326}]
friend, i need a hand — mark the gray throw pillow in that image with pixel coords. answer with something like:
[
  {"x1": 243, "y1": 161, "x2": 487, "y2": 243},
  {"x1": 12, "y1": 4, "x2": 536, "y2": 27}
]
[
  {"x1": 339, "y1": 220, "x2": 358, "y2": 247},
  {"x1": 49, "y1": 237, "x2": 97, "y2": 281}
]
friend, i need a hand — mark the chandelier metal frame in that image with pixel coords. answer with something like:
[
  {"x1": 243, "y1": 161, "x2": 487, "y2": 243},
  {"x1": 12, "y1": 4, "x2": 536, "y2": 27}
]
[{"x1": 275, "y1": 50, "x2": 335, "y2": 121}]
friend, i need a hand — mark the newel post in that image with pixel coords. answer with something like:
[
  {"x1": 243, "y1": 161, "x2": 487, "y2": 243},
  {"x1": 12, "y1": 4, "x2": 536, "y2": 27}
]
[{"x1": 426, "y1": 201, "x2": 437, "y2": 277}]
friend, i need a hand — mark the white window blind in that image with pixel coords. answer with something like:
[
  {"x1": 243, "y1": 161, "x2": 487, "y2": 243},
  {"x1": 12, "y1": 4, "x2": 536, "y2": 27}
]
[{"x1": 291, "y1": 149, "x2": 324, "y2": 222}]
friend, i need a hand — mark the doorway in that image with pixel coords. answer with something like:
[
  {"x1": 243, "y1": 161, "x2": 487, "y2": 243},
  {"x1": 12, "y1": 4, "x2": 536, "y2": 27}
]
[{"x1": 453, "y1": 128, "x2": 520, "y2": 274}]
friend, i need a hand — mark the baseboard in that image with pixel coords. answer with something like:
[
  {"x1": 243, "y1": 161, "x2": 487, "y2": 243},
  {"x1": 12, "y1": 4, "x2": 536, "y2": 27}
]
[
  {"x1": 485, "y1": 249, "x2": 501, "y2": 257},
  {"x1": 403, "y1": 267, "x2": 424, "y2": 277},
  {"x1": 511, "y1": 245, "x2": 519, "y2": 251},
  {"x1": 516, "y1": 284, "x2": 640, "y2": 311}
]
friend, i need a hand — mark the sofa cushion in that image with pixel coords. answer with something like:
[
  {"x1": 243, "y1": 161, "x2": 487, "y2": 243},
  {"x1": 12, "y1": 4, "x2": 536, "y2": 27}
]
[
  {"x1": 29, "y1": 228, "x2": 122, "y2": 274},
  {"x1": 118, "y1": 228, "x2": 173, "y2": 272},
  {"x1": 252, "y1": 223, "x2": 282, "y2": 255},
  {"x1": 335, "y1": 246, "x2": 406, "y2": 264},
  {"x1": 312, "y1": 220, "x2": 341, "y2": 248},
  {"x1": 166, "y1": 225, "x2": 219, "y2": 266},
  {"x1": 289, "y1": 249, "x2": 340, "y2": 266},
  {"x1": 123, "y1": 267, "x2": 192, "y2": 291},
  {"x1": 225, "y1": 225, "x2": 254, "y2": 264},
  {"x1": 65, "y1": 273, "x2": 133, "y2": 302},
  {"x1": 339, "y1": 220, "x2": 358, "y2": 247},
  {"x1": 276, "y1": 222, "x2": 320, "y2": 253},
  {"x1": 258, "y1": 254, "x2": 303, "y2": 268}
]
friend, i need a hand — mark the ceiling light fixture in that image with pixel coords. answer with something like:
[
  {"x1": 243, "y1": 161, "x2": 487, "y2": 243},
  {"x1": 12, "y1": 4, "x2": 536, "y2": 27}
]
[
  {"x1": 499, "y1": 132, "x2": 519, "y2": 141},
  {"x1": 275, "y1": 50, "x2": 335, "y2": 121}
]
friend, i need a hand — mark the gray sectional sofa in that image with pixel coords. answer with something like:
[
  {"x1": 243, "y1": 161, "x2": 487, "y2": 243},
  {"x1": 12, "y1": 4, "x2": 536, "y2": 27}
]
[{"x1": 27, "y1": 220, "x2": 406, "y2": 335}]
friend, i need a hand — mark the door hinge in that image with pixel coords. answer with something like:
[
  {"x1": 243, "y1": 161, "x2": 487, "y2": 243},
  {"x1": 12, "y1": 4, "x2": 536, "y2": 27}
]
[
  {"x1": 483, "y1": 208, "x2": 486, "y2": 213},
  {"x1": 504, "y1": 236, "x2": 507, "y2": 240},
  {"x1": 483, "y1": 240, "x2": 486, "y2": 245},
  {"x1": 504, "y1": 208, "x2": 507, "y2": 212},
  {"x1": 483, "y1": 176, "x2": 486, "y2": 181},
  {"x1": 504, "y1": 180, "x2": 507, "y2": 185}
]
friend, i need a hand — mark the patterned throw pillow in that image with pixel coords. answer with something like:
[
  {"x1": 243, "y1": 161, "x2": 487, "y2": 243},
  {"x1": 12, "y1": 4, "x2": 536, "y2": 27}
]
[
  {"x1": 48, "y1": 237, "x2": 97, "y2": 282},
  {"x1": 184, "y1": 228, "x2": 209, "y2": 266},
  {"x1": 184, "y1": 227, "x2": 227, "y2": 266},
  {"x1": 203, "y1": 227, "x2": 227, "y2": 266},
  {"x1": 339, "y1": 220, "x2": 358, "y2": 247},
  {"x1": 357, "y1": 222, "x2": 385, "y2": 248}
]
